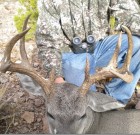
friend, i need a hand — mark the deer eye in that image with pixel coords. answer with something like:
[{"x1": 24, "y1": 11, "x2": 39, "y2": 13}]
[
  {"x1": 47, "y1": 112, "x2": 55, "y2": 120},
  {"x1": 81, "y1": 114, "x2": 86, "y2": 119}
]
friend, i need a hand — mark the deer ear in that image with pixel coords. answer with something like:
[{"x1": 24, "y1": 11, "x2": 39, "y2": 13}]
[
  {"x1": 16, "y1": 73, "x2": 44, "y2": 96},
  {"x1": 87, "y1": 91, "x2": 125, "y2": 112}
]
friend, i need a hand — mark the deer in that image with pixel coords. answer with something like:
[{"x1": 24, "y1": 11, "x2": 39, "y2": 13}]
[{"x1": 1, "y1": 16, "x2": 140, "y2": 134}]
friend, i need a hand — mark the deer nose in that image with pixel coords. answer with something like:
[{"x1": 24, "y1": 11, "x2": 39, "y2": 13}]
[{"x1": 56, "y1": 126, "x2": 74, "y2": 134}]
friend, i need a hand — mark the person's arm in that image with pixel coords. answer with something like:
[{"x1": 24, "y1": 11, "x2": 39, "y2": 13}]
[{"x1": 36, "y1": 0, "x2": 65, "y2": 83}]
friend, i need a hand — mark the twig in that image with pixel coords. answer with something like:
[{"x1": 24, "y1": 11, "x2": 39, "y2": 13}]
[
  {"x1": 5, "y1": 113, "x2": 15, "y2": 134},
  {"x1": 0, "y1": 114, "x2": 16, "y2": 121}
]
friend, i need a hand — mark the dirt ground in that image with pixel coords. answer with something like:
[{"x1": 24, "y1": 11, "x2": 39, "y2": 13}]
[
  {"x1": 0, "y1": 47, "x2": 50, "y2": 133},
  {"x1": 0, "y1": 45, "x2": 51, "y2": 134},
  {"x1": 0, "y1": 0, "x2": 49, "y2": 133}
]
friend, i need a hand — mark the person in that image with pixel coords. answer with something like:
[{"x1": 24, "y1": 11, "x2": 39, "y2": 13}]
[{"x1": 35, "y1": 0, "x2": 140, "y2": 105}]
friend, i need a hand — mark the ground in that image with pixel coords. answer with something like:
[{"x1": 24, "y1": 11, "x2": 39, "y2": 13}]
[
  {"x1": 0, "y1": 0, "x2": 49, "y2": 133},
  {"x1": 0, "y1": 72, "x2": 49, "y2": 133}
]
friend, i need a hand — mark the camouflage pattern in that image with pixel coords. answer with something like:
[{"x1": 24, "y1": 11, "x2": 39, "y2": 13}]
[{"x1": 36, "y1": 0, "x2": 140, "y2": 77}]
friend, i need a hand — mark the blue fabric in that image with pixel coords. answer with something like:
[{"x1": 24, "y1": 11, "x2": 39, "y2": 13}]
[{"x1": 62, "y1": 34, "x2": 140, "y2": 104}]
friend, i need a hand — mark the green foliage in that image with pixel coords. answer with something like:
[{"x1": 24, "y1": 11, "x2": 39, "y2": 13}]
[
  {"x1": 109, "y1": 16, "x2": 116, "y2": 30},
  {"x1": 14, "y1": 0, "x2": 38, "y2": 40}
]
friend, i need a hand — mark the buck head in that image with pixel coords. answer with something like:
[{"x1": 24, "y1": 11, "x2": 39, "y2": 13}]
[
  {"x1": 46, "y1": 83, "x2": 90, "y2": 134},
  {"x1": 45, "y1": 82, "x2": 126, "y2": 134},
  {"x1": 0, "y1": 16, "x2": 133, "y2": 134}
]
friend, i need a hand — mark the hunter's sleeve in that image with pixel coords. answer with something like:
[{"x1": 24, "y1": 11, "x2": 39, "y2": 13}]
[
  {"x1": 36, "y1": 0, "x2": 63, "y2": 77},
  {"x1": 111, "y1": 0, "x2": 140, "y2": 33}
]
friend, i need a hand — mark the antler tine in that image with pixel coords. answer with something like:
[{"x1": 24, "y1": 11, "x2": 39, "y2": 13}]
[
  {"x1": 80, "y1": 58, "x2": 90, "y2": 95},
  {"x1": 109, "y1": 25, "x2": 133, "y2": 82},
  {"x1": 108, "y1": 31, "x2": 122, "y2": 68},
  {"x1": 0, "y1": 28, "x2": 30, "y2": 73},
  {"x1": 80, "y1": 26, "x2": 133, "y2": 95},
  {"x1": 20, "y1": 14, "x2": 31, "y2": 64},
  {"x1": 85, "y1": 58, "x2": 90, "y2": 80},
  {"x1": 0, "y1": 17, "x2": 52, "y2": 96},
  {"x1": 49, "y1": 68, "x2": 55, "y2": 85},
  {"x1": 119, "y1": 25, "x2": 133, "y2": 71}
]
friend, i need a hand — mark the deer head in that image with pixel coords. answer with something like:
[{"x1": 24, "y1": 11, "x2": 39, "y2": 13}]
[{"x1": 0, "y1": 16, "x2": 133, "y2": 134}]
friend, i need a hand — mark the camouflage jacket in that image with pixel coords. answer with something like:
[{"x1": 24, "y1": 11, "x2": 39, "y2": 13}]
[{"x1": 36, "y1": 0, "x2": 140, "y2": 77}]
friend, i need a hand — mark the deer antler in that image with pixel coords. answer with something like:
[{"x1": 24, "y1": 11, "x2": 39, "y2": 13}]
[
  {"x1": 80, "y1": 25, "x2": 133, "y2": 95},
  {"x1": 0, "y1": 15, "x2": 53, "y2": 95}
]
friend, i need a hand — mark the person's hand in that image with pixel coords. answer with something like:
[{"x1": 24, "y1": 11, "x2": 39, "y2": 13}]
[{"x1": 55, "y1": 77, "x2": 65, "y2": 83}]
